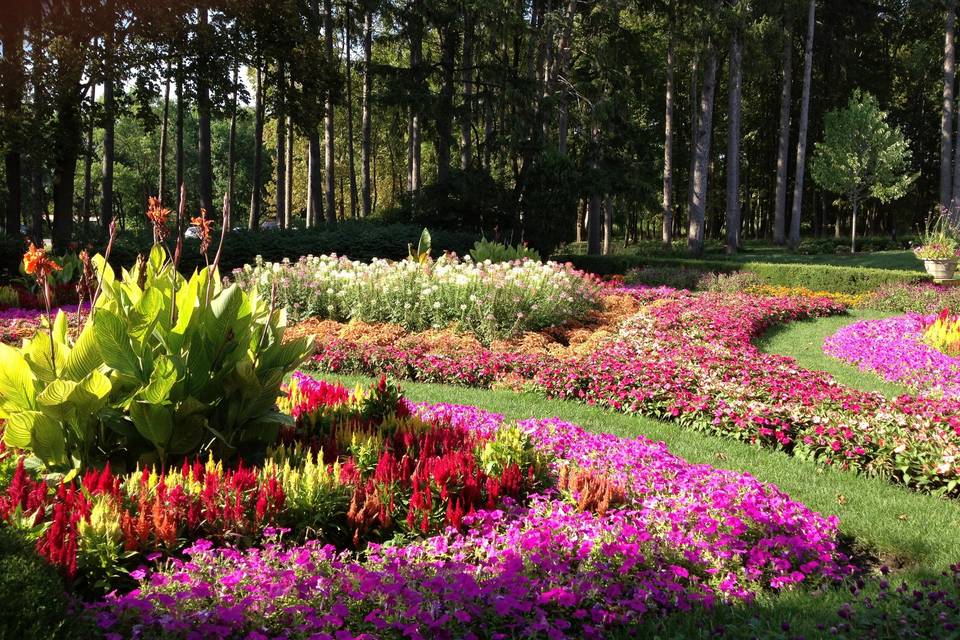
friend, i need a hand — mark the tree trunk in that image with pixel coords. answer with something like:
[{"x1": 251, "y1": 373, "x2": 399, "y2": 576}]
[
  {"x1": 788, "y1": 0, "x2": 815, "y2": 248},
  {"x1": 361, "y1": 3, "x2": 373, "y2": 217},
  {"x1": 944, "y1": 0, "x2": 957, "y2": 215},
  {"x1": 82, "y1": 84, "x2": 95, "y2": 235},
  {"x1": 687, "y1": 45, "x2": 717, "y2": 255},
  {"x1": 725, "y1": 28, "x2": 743, "y2": 254},
  {"x1": 587, "y1": 118, "x2": 603, "y2": 255},
  {"x1": 576, "y1": 198, "x2": 585, "y2": 243},
  {"x1": 461, "y1": 11, "x2": 474, "y2": 169},
  {"x1": 158, "y1": 59, "x2": 171, "y2": 204},
  {"x1": 51, "y1": 28, "x2": 84, "y2": 252},
  {"x1": 686, "y1": 55, "x2": 699, "y2": 225},
  {"x1": 324, "y1": 0, "x2": 337, "y2": 222},
  {"x1": 345, "y1": 4, "x2": 358, "y2": 218},
  {"x1": 176, "y1": 59, "x2": 185, "y2": 197},
  {"x1": 662, "y1": 34, "x2": 675, "y2": 246},
  {"x1": 408, "y1": 9, "x2": 423, "y2": 191},
  {"x1": 276, "y1": 61, "x2": 287, "y2": 227},
  {"x1": 250, "y1": 61, "x2": 264, "y2": 230},
  {"x1": 850, "y1": 197, "x2": 858, "y2": 253},
  {"x1": 197, "y1": 8, "x2": 214, "y2": 217},
  {"x1": 603, "y1": 197, "x2": 613, "y2": 255},
  {"x1": 774, "y1": 22, "x2": 793, "y2": 244},
  {"x1": 436, "y1": 24, "x2": 457, "y2": 185},
  {"x1": 554, "y1": 0, "x2": 577, "y2": 154},
  {"x1": 308, "y1": 134, "x2": 323, "y2": 225},
  {"x1": 285, "y1": 116, "x2": 294, "y2": 226},
  {"x1": 101, "y1": 45, "x2": 115, "y2": 229},
  {"x1": 2, "y1": 18, "x2": 24, "y2": 236},
  {"x1": 227, "y1": 63, "x2": 239, "y2": 221}
]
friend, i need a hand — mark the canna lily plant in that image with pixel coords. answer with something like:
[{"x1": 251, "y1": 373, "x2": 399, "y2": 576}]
[{"x1": 0, "y1": 191, "x2": 313, "y2": 477}]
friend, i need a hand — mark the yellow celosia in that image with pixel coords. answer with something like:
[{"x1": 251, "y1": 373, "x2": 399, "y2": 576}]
[
  {"x1": 77, "y1": 495, "x2": 123, "y2": 571},
  {"x1": 924, "y1": 310, "x2": 960, "y2": 356}
]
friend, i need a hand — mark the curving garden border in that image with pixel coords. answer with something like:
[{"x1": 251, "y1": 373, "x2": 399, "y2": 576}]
[{"x1": 307, "y1": 288, "x2": 960, "y2": 497}]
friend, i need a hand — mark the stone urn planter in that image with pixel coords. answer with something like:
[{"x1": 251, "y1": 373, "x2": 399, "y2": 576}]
[{"x1": 924, "y1": 259, "x2": 958, "y2": 280}]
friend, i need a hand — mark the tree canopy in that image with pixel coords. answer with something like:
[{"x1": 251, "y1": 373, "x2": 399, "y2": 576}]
[{"x1": 0, "y1": 0, "x2": 952, "y2": 255}]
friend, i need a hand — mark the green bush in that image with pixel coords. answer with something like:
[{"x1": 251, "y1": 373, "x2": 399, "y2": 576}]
[
  {"x1": 557, "y1": 254, "x2": 930, "y2": 293},
  {"x1": 0, "y1": 527, "x2": 81, "y2": 640},
  {"x1": 107, "y1": 222, "x2": 480, "y2": 276},
  {"x1": 469, "y1": 238, "x2": 542, "y2": 263},
  {"x1": 623, "y1": 265, "x2": 705, "y2": 290}
]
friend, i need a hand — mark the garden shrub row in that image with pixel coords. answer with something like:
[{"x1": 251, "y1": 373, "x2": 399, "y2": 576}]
[
  {"x1": 0, "y1": 221, "x2": 480, "y2": 278},
  {"x1": 554, "y1": 253, "x2": 930, "y2": 293}
]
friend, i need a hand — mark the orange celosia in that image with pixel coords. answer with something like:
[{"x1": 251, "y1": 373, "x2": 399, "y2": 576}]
[{"x1": 22, "y1": 243, "x2": 62, "y2": 278}]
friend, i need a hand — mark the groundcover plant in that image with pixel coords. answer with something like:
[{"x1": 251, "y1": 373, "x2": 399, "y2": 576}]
[{"x1": 309, "y1": 286, "x2": 960, "y2": 496}]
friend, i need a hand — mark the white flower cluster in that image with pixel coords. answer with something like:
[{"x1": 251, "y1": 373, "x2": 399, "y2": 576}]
[{"x1": 233, "y1": 254, "x2": 602, "y2": 341}]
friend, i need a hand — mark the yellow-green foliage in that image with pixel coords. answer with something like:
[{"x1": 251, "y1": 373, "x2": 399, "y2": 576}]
[
  {"x1": 476, "y1": 424, "x2": 550, "y2": 484},
  {"x1": 77, "y1": 495, "x2": 125, "y2": 577},
  {"x1": 469, "y1": 238, "x2": 542, "y2": 263}
]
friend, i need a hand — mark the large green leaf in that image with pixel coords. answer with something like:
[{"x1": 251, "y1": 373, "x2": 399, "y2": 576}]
[
  {"x1": 130, "y1": 402, "x2": 173, "y2": 449},
  {"x1": 23, "y1": 332, "x2": 57, "y2": 384},
  {"x1": 168, "y1": 396, "x2": 209, "y2": 455},
  {"x1": 63, "y1": 323, "x2": 104, "y2": 380},
  {"x1": 6, "y1": 411, "x2": 66, "y2": 466},
  {"x1": 147, "y1": 244, "x2": 166, "y2": 279},
  {"x1": 139, "y1": 355, "x2": 178, "y2": 405},
  {"x1": 2, "y1": 410, "x2": 37, "y2": 448},
  {"x1": 0, "y1": 343, "x2": 36, "y2": 412},
  {"x1": 94, "y1": 309, "x2": 142, "y2": 380},
  {"x1": 258, "y1": 335, "x2": 313, "y2": 371},
  {"x1": 32, "y1": 414, "x2": 67, "y2": 467},
  {"x1": 92, "y1": 254, "x2": 115, "y2": 296},
  {"x1": 37, "y1": 380, "x2": 79, "y2": 422},
  {"x1": 78, "y1": 369, "x2": 112, "y2": 401}
]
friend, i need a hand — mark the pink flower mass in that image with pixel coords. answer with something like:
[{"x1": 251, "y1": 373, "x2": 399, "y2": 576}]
[{"x1": 824, "y1": 313, "x2": 960, "y2": 399}]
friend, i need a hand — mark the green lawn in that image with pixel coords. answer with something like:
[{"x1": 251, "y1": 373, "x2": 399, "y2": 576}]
[
  {"x1": 755, "y1": 309, "x2": 912, "y2": 398},
  {"x1": 323, "y1": 372, "x2": 960, "y2": 637}
]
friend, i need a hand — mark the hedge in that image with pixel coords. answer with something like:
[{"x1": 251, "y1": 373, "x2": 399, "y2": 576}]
[
  {"x1": 554, "y1": 254, "x2": 931, "y2": 294},
  {"x1": 0, "y1": 222, "x2": 480, "y2": 279}
]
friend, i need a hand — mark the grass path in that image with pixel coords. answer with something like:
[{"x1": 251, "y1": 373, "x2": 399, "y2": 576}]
[{"x1": 755, "y1": 309, "x2": 912, "y2": 398}]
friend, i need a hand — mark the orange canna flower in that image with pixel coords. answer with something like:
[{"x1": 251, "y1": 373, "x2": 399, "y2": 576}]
[
  {"x1": 146, "y1": 196, "x2": 172, "y2": 242},
  {"x1": 22, "y1": 243, "x2": 62, "y2": 278},
  {"x1": 191, "y1": 208, "x2": 214, "y2": 255}
]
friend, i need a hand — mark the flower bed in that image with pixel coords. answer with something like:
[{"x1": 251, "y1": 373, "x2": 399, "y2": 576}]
[
  {"x1": 232, "y1": 254, "x2": 603, "y2": 341},
  {"x1": 824, "y1": 313, "x2": 960, "y2": 399},
  {"x1": 307, "y1": 289, "x2": 960, "y2": 496},
  {"x1": 78, "y1": 374, "x2": 851, "y2": 638},
  {"x1": 0, "y1": 304, "x2": 87, "y2": 345}
]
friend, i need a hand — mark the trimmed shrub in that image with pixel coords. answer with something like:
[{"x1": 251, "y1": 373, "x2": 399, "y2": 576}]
[
  {"x1": 557, "y1": 254, "x2": 930, "y2": 293},
  {"x1": 0, "y1": 527, "x2": 79, "y2": 640},
  {"x1": 112, "y1": 222, "x2": 480, "y2": 274}
]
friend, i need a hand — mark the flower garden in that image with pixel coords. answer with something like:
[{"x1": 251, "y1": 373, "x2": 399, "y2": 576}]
[{"x1": 5, "y1": 213, "x2": 960, "y2": 639}]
